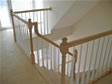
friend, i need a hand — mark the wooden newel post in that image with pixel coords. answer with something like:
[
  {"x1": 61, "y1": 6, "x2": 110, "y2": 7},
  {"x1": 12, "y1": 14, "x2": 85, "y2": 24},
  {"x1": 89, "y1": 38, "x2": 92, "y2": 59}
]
[
  {"x1": 73, "y1": 49, "x2": 78, "y2": 80},
  {"x1": 10, "y1": 9, "x2": 16, "y2": 42},
  {"x1": 60, "y1": 37, "x2": 69, "y2": 84},
  {"x1": 28, "y1": 19, "x2": 35, "y2": 64}
]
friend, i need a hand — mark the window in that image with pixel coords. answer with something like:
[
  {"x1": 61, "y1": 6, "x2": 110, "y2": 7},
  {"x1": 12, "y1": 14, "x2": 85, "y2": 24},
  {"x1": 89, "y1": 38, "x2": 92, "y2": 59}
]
[
  {"x1": 0, "y1": 0, "x2": 11, "y2": 28},
  {"x1": 11, "y1": 0, "x2": 33, "y2": 11},
  {"x1": 0, "y1": 0, "x2": 43, "y2": 29}
]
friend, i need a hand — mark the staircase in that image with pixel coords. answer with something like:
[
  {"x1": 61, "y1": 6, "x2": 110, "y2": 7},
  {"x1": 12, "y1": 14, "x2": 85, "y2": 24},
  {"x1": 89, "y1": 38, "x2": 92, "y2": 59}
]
[
  {"x1": 10, "y1": 6, "x2": 112, "y2": 84},
  {"x1": 35, "y1": 64, "x2": 70, "y2": 84}
]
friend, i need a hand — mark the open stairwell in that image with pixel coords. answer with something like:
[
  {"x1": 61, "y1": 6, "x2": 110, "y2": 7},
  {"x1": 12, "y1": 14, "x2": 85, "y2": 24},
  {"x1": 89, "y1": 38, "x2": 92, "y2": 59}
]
[
  {"x1": 34, "y1": 63, "x2": 93, "y2": 84},
  {"x1": 1, "y1": 29, "x2": 112, "y2": 84},
  {"x1": 10, "y1": 3, "x2": 112, "y2": 84},
  {"x1": 34, "y1": 65, "x2": 70, "y2": 84}
]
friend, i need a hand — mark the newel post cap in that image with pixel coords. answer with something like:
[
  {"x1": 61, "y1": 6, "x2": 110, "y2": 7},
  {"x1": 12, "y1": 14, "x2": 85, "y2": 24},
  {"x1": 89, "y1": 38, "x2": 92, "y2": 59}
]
[
  {"x1": 60, "y1": 37, "x2": 69, "y2": 56},
  {"x1": 28, "y1": 19, "x2": 32, "y2": 29}
]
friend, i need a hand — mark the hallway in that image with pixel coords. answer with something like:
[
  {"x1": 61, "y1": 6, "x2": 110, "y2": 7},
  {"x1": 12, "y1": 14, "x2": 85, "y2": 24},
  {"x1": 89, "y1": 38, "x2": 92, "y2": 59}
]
[{"x1": 0, "y1": 29, "x2": 47, "y2": 84}]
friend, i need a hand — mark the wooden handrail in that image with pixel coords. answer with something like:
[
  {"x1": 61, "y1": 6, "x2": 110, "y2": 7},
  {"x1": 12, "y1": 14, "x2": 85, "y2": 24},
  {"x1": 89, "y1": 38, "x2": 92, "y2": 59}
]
[
  {"x1": 12, "y1": 7, "x2": 112, "y2": 84},
  {"x1": 68, "y1": 30, "x2": 112, "y2": 48},
  {"x1": 54, "y1": 59, "x2": 72, "y2": 70},
  {"x1": 14, "y1": 7, "x2": 52, "y2": 14},
  {"x1": 54, "y1": 50, "x2": 78, "y2": 70},
  {"x1": 34, "y1": 22, "x2": 60, "y2": 48},
  {"x1": 33, "y1": 22, "x2": 73, "y2": 56},
  {"x1": 12, "y1": 9, "x2": 73, "y2": 56},
  {"x1": 12, "y1": 13, "x2": 28, "y2": 24},
  {"x1": 33, "y1": 22, "x2": 74, "y2": 84}
]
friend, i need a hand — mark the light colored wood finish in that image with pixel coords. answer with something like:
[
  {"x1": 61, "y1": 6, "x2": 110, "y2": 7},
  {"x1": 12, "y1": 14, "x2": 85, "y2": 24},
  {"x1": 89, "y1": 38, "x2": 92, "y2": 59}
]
[
  {"x1": 10, "y1": 9, "x2": 16, "y2": 42},
  {"x1": 33, "y1": 22, "x2": 73, "y2": 56},
  {"x1": 28, "y1": 19, "x2": 35, "y2": 64},
  {"x1": 11, "y1": 10, "x2": 35, "y2": 64},
  {"x1": 89, "y1": 69, "x2": 112, "y2": 84},
  {"x1": 68, "y1": 30, "x2": 112, "y2": 48},
  {"x1": 73, "y1": 49, "x2": 78, "y2": 80},
  {"x1": 33, "y1": 22, "x2": 76, "y2": 84},
  {"x1": 14, "y1": 7, "x2": 52, "y2": 14},
  {"x1": 60, "y1": 38, "x2": 69, "y2": 84},
  {"x1": 11, "y1": 8, "x2": 112, "y2": 84},
  {"x1": 34, "y1": 64, "x2": 70, "y2": 84},
  {"x1": 34, "y1": 22, "x2": 60, "y2": 48},
  {"x1": 12, "y1": 12, "x2": 28, "y2": 24},
  {"x1": 93, "y1": 72, "x2": 112, "y2": 84},
  {"x1": 54, "y1": 49, "x2": 78, "y2": 73},
  {"x1": 54, "y1": 59, "x2": 72, "y2": 70}
]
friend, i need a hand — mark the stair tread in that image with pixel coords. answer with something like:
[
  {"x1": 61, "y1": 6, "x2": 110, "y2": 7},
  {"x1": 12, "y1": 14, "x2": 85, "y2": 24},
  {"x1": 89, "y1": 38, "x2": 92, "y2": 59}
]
[
  {"x1": 34, "y1": 65, "x2": 54, "y2": 84},
  {"x1": 34, "y1": 64, "x2": 70, "y2": 84}
]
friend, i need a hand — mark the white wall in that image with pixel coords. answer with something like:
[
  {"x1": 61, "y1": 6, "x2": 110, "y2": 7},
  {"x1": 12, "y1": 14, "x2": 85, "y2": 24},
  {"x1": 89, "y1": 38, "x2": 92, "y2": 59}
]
[
  {"x1": 43, "y1": 0, "x2": 102, "y2": 30},
  {"x1": 43, "y1": 0, "x2": 75, "y2": 30},
  {"x1": 68, "y1": 1, "x2": 112, "y2": 41},
  {"x1": 67, "y1": 1, "x2": 112, "y2": 72},
  {"x1": 54, "y1": 0, "x2": 101, "y2": 29}
]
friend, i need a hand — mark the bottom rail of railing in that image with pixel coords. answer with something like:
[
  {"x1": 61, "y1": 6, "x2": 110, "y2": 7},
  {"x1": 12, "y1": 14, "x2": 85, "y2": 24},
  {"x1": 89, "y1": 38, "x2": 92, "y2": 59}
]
[{"x1": 89, "y1": 68, "x2": 112, "y2": 84}]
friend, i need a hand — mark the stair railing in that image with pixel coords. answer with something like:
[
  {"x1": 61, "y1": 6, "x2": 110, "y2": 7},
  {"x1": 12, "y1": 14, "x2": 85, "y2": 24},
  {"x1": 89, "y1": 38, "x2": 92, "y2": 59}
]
[
  {"x1": 10, "y1": 10, "x2": 35, "y2": 64},
  {"x1": 68, "y1": 30, "x2": 112, "y2": 84},
  {"x1": 10, "y1": 8, "x2": 77, "y2": 84},
  {"x1": 11, "y1": 7, "x2": 112, "y2": 84},
  {"x1": 33, "y1": 21, "x2": 76, "y2": 84}
]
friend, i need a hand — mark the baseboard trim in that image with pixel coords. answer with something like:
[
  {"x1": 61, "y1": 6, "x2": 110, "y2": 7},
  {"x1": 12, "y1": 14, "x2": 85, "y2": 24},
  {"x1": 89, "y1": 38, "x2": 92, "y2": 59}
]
[{"x1": 88, "y1": 68, "x2": 112, "y2": 84}]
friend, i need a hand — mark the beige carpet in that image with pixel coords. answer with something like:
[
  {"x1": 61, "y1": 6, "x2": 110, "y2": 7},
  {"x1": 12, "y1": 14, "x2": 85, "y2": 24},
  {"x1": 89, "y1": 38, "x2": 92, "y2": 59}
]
[
  {"x1": 94, "y1": 73, "x2": 112, "y2": 84},
  {"x1": 0, "y1": 29, "x2": 47, "y2": 84},
  {"x1": 0, "y1": 29, "x2": 112, "y2": 84}
]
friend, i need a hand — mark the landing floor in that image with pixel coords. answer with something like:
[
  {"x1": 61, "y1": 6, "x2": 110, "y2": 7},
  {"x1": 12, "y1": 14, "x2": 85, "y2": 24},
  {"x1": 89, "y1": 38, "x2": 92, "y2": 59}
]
[
  {"x1": 0, "y1": 29, "x2": 112, "y2": 84},
  {"x1": 0, "y1": 29, "x2": 47, "y2": 84}
]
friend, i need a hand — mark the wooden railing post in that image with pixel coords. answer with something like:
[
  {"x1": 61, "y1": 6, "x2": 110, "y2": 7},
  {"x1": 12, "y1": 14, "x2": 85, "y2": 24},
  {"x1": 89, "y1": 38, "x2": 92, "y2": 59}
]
[
  {"x1": 73, "y1": 49, "x2": 78, "y2": 80},
  {"x1": 60, "y1": 37, "x2": 69, "y2": 84},
  {"x1": 10, "y1": 9, "x2": 16, "y2": 42},
  {"x1": 28, "y1": 19, "x2": 35, "y2": 64}
]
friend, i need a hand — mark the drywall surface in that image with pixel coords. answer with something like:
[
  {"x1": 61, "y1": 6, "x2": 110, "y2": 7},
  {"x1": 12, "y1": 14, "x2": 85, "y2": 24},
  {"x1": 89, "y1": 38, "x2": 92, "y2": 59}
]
[
  {"x1": 54, "y1": 0, "x2": 101, "y2": 29},
  {"x1": 43, "y1": 0, "x2": 101, "y2": 30},
  {"x1": 67, "y1": 0, "x2": 112, "y2": 72},
  {"x1": 68, "y1": 1, "x2": 112, "y2": 41},
  {"x1": 43, "y1": 0, "x2": 75, "y2": 30}
]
